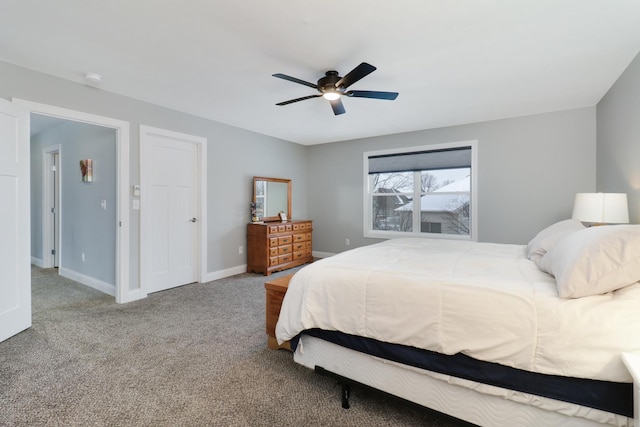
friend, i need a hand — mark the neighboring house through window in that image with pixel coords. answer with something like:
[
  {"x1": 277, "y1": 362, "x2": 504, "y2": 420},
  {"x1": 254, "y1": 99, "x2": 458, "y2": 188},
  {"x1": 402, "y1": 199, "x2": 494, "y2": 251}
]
[{"x1": 363, "y1": 140, "x2": 478, "y2": 240}]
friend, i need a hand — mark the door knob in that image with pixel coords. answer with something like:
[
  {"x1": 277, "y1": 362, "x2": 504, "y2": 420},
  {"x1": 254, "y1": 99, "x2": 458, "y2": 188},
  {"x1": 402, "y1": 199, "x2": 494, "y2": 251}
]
[{"x1": 190, "y1": 218, "x2": 197, "y2": 223}]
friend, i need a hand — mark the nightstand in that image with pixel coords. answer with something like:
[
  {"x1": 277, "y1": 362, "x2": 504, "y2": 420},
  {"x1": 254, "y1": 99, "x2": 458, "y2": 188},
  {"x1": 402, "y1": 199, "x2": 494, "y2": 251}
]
[
  {"x1": 265, "y1": 273, "x2": 294, "y2": 350},
  {"x1": 622, "y1": 352, "x2": 640, "y2": 427}
]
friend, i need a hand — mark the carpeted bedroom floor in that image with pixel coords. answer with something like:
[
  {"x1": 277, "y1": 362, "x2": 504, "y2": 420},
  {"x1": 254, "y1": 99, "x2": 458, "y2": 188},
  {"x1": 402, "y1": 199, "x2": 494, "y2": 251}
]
[{"x1": 0, "y1": 266, "x2": 470, "y2": 426}]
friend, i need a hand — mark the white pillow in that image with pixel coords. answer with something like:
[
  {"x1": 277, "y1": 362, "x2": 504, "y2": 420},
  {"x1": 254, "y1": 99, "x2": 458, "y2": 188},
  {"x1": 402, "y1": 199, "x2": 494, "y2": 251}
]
[
  {"x1": 526, "y1": 219, "x2": 585, "y2": 263},
  {"x1": 538, "y1": 225, "x2": 640, "y2": 298}
]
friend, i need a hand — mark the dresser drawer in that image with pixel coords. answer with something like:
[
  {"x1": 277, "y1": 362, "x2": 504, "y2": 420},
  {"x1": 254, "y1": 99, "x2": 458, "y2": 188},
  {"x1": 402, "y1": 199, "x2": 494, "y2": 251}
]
[
  {"x1": 278, "y1": 235, "x2": 292, "y2": 245},
  {"x1": 269, "y1": 237, "x2": 278, "y2": 248},
  {"x1": 269, "y1": 247, "x2": 278, "y2": 257},
  {"x1": 278, "y1": 245, "x2": 292, "y2": 255},
  {"x1": 293, "y1": 242, "x2": 305, "y2": 251},
  {"x1": 268, "y1": 225, "x2": 280, "y2": 234},
  {"x1": 279, "y1": 254, "x2": 292, "y2": 264}
]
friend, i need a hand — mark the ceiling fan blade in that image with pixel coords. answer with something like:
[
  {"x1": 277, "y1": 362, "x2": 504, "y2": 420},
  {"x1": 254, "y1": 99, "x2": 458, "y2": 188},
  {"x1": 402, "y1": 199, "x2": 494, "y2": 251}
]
[
  {"x1": 329, "y1": 98, "x2": 346, "y2": 115},
  {"x1": 275, "y1": 94, "x2": 322, "y2": 106},
  {"x1": 346, "y1": 90, "x2": 399, "y2": 100},
  {"x1": 272, "y1": 73, "x2": 318, "y2": 89},
  {"x1": 335, "y1": 62, "x2": 377, "y2": 89}
]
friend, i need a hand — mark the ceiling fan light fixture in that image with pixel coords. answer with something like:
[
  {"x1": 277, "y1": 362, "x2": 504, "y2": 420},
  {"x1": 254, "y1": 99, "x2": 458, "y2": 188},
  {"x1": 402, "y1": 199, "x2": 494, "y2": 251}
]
[
  {"x1": 273, "y1": 62, "x2": 398, "y2": 116},
  {"x1": 322, "y1": 91, "x2": 340, "y2": 101}
]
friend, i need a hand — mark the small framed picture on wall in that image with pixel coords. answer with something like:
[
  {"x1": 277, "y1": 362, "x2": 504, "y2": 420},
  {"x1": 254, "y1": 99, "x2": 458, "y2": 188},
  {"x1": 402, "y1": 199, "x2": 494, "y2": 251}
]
[{"x1": 80, "y1": 159, "x2": 93, "y2": 182}]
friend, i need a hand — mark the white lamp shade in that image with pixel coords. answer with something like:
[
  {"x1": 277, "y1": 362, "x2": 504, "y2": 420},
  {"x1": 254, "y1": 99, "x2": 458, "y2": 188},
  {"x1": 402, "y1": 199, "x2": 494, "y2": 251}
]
[{"x1": 571, "y1": 193, "x2": 629, "y2": 224}]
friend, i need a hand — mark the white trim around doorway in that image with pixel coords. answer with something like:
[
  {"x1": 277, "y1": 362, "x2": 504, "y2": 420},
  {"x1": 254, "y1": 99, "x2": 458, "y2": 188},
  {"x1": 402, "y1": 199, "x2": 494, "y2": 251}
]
[{"x1": 13, "y1": 98, "x2": 137, "y2": 303}]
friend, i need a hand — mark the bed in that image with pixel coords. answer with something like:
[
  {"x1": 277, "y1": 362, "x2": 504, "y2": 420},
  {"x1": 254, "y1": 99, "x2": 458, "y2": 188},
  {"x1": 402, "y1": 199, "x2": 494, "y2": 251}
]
[{"x1": 275, "y1": 221, "x2": 640, "y2": 426}]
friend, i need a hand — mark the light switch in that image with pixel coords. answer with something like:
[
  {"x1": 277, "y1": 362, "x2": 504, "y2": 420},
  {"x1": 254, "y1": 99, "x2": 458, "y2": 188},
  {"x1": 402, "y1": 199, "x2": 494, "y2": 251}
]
[
  {"x1": 101, "y1": 200, "x2": 107, "y2": 210},
  {"x1": 132, "y1": 199, "x2": 140, "y2": 210}
]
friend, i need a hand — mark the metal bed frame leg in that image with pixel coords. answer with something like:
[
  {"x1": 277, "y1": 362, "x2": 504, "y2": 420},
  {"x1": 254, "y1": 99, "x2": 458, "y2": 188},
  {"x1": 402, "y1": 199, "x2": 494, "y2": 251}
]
[
  {"x1": 341, "y1": 383, "x2": 351, "y2": 409},
  {"x1": 314, "y1": 365, "x2": 477, "y2": 425}
]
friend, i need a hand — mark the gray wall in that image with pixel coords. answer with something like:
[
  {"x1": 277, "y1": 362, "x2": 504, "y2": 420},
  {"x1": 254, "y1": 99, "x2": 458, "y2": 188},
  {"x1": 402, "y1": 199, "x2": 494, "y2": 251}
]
[
  {"x1": 0, "y1": 60, "x2": 308, "y2": 289},
  {"x1": 3, "y1": 58, "x2": 609, "y2": 284},
  {"x1": 31, "y1": 121, "x2": 117, "y2": 285},
  {"x1": 597, "y1": 51, "x2": 640, "y2": 223},
  {"x1": 307, "y1": 107, "x2": 596, "y2": 253}
]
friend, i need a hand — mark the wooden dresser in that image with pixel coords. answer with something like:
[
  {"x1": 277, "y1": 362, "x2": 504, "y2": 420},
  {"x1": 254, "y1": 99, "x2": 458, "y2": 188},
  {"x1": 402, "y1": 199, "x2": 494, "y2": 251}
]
[{"x1": 247, "y1": 220, "x2": 313, "y2": 275}]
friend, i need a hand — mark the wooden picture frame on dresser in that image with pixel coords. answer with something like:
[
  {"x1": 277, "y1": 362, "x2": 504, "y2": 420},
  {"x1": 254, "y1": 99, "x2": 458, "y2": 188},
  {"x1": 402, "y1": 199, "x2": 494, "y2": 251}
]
[{"x1": 247, "y1": 220, "x2": 313, "y2": 275}]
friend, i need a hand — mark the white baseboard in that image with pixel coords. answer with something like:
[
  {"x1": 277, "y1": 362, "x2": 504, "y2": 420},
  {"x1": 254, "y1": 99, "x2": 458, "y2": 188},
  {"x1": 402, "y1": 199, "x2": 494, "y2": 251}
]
[
  {"x1": 117, "y1": 288, "x2": 147, "y2": 304},
  {"x1": 201, "y1": 256, "x2": 337, "y2": 283},
  {"x1": 58, "y1": 267, "x2": 116, "y2": 296},
  {"x1": 31, "y1": 256, "x2": 45, "y2": 268},
  {"x1": 202, "y1": 264, "x2": 247, "y2": 283},
  {"x1": 198, "y1": 255, "x2": 336, "y2": 284},
  {"x1": 312, "y1": 251, "x2": 334, "y2": 259}
]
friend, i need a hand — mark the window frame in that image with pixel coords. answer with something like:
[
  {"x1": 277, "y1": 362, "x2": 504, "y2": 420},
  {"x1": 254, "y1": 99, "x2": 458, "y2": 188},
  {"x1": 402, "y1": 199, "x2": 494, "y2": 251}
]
[{"x1": 363, "y1": 140, "x2": 478, "y2": 241}]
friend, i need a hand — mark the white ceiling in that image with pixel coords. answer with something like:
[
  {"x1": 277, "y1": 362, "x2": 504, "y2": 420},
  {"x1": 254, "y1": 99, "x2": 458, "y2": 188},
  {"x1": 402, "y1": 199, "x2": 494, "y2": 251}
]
[{"x1": 2, "y1": 1, "x2": 640, "y2": 145}]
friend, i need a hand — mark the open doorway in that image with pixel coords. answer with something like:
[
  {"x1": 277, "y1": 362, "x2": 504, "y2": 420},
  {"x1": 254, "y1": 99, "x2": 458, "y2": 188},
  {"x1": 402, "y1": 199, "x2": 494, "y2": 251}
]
[
  {"x1": 17, "y1": 99, "x2": 135, "y2": 303},
  {"x1": 30, "y1": 114, "x2": 117, "y2": 296}
]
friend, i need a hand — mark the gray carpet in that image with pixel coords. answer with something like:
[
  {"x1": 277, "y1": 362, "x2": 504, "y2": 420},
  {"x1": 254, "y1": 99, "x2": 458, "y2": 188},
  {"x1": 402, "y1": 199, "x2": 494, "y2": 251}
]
[{"x1": 0, "y1": 266, "x2": 468, "y2": 426}]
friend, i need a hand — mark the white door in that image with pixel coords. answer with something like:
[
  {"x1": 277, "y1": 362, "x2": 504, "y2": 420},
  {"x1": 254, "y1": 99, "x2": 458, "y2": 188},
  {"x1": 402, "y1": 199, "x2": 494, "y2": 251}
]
[
  {"x1": 141, "y1": 126, "x2": 203, "y2": 293},
  {"x1": 0, "y1": 99, "x2": 31, "y2": 342}
]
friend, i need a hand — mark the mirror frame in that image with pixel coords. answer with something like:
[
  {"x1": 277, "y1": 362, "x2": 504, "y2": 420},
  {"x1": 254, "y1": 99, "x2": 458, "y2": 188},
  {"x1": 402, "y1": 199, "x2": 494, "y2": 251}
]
[{"x1": 253, "y1": 176, "x2": 292, "y2": 222}]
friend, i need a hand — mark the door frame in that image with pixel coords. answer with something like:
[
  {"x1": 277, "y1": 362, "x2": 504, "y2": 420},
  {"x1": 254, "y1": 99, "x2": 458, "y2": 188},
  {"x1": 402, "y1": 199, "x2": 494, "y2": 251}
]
[
  {"x1": 14, "y1": 98, "x2": 136, "y2": 303},
  {"x1": 42, "y1": 144, "x2": 61, "y2": 268},
  {"x1": 139, "y1": 125, "x2": 207, "y2": 296}
]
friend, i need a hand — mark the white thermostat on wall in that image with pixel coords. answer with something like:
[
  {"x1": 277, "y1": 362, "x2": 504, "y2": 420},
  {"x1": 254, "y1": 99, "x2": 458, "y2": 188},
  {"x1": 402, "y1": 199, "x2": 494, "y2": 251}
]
[{"x1": 132, "y1": 185, "x2": 141, "y2": 197}]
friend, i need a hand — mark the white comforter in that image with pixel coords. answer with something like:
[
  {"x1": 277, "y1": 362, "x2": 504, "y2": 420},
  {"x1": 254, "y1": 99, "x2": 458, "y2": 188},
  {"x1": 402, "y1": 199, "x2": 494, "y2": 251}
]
[{"x1": 276, "y1": 238, "x2": 640, "y2": 382}]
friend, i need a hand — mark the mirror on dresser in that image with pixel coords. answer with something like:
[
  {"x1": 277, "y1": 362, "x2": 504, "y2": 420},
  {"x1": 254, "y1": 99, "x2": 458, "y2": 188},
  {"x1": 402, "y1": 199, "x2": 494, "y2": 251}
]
[{"x1": 253, "y1": 176, "x2": 291, "y2": 222}]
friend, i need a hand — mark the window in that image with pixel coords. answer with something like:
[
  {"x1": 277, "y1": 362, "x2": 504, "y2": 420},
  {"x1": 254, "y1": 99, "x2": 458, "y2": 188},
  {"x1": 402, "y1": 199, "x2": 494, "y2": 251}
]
[
  {"x1": 363, "y1": 141, "x2": 477, "y2": 240},
  {"x1": 421, "y1": 222, "x2": 442, "y2": 233}
]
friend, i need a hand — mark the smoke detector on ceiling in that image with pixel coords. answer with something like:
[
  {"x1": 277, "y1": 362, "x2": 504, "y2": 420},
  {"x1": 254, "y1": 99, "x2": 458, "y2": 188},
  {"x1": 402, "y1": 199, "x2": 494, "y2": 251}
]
[{"x1": 84, "y1": 73, "x2": 102, "y2": 85}]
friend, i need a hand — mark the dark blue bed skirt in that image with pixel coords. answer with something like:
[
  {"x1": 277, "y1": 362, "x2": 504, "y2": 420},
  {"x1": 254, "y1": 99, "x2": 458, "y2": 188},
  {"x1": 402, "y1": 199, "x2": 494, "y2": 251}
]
[{"x1": 294, "y1": 329, "x2": 633, "y2": 418}]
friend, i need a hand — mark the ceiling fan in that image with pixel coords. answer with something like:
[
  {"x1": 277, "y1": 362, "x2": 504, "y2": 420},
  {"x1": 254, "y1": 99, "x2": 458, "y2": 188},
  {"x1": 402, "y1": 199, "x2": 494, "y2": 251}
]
[{"x1": 272, "y1": 62, "x2": 398, "y2": 116}]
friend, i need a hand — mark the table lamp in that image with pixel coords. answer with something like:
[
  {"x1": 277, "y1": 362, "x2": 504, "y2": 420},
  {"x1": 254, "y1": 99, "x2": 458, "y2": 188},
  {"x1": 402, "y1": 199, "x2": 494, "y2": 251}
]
[{"x1": 571, "y1": 193, "x2": 629, "y2": 225}]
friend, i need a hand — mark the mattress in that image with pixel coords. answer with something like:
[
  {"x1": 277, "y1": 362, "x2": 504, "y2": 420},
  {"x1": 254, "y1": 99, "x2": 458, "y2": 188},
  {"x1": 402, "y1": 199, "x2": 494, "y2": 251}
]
[
  {"x1": 294, "y1": 334, "x2": 633, "y2": 427},
  {"x1": 296, "y1": 328, "x2": 633, "y2": 417},
  {"x1": 276, "y1": 238, "x2": 640, "y2": 383}
]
